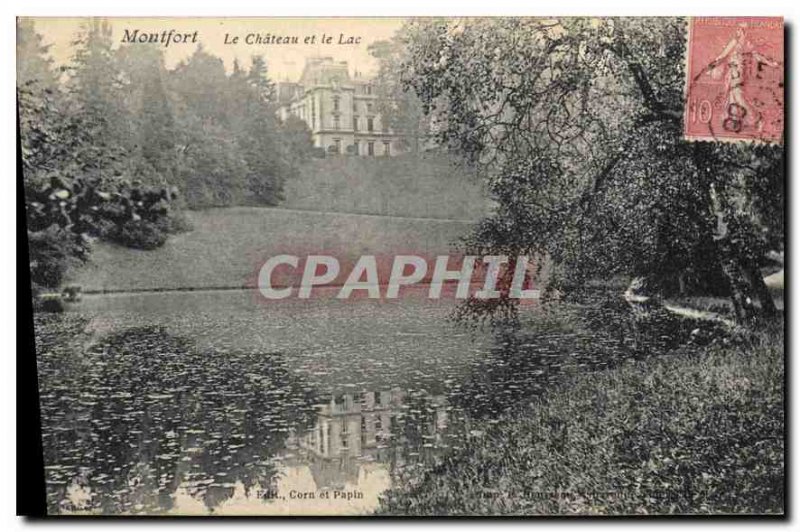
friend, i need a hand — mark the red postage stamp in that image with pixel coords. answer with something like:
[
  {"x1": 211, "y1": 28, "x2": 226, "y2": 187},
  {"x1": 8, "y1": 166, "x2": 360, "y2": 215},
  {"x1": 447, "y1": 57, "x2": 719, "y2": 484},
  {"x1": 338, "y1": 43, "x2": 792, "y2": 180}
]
[{"x1": 684, "y1": 17, "x2": 784, "y2": 143}]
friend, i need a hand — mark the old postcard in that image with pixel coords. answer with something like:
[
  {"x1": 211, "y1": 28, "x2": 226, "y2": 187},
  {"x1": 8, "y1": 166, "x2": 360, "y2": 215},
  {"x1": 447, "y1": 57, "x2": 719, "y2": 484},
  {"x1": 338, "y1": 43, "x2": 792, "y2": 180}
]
[{"x1": 17, "y1": 16, "x2": 784, "y2": 516}]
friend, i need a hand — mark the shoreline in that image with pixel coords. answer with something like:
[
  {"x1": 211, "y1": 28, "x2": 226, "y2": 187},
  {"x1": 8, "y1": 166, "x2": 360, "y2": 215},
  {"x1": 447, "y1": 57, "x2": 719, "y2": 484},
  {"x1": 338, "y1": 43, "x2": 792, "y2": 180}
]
[{"x1": 377, "y1": 316, "x2": 784, "y2": 515}]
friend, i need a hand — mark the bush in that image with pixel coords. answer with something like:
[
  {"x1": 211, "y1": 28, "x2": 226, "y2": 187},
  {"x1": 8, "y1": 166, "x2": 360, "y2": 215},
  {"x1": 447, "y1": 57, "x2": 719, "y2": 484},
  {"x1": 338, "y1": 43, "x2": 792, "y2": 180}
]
[
  {"x1": 110, "y1": 219, "x2": 168, "y2": 250},
  {"x1": 35, "y1": 294, "x2": 65, "y2": 313},
  {"x1": 27, "y1": 226, "x2": 83, "y2": 292}
]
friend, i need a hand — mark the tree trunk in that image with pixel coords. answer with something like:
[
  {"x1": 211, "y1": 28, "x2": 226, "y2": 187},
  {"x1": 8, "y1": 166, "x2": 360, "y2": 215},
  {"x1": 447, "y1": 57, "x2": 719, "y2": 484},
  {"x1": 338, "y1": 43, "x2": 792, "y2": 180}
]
[
  {"x1": 716, "y1": 238, "x2": 777, "y2": 322},
  {"x1": 719, "y1": 253, "x2": 758, "y2": 322},
  {"x1": 704, "y1": 178, "x2": 776, "y2": 322},
  {"x1": 742, "y1": 262, "x2": 777, "y2": 318}
]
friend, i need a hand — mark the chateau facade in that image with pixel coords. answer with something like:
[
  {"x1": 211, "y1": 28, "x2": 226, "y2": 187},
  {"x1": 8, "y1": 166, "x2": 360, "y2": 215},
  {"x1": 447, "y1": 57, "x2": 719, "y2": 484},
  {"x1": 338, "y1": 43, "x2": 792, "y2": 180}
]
[{"x1": 277, "y1": 57, "x2": 400, "y2": 156}]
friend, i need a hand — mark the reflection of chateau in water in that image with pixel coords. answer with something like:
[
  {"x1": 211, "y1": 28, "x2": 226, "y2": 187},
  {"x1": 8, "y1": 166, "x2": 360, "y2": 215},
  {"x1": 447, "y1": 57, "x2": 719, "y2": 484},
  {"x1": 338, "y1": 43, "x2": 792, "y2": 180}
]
[{"x1": 288, "y1": 389, "x2": 449, "y2": 490}]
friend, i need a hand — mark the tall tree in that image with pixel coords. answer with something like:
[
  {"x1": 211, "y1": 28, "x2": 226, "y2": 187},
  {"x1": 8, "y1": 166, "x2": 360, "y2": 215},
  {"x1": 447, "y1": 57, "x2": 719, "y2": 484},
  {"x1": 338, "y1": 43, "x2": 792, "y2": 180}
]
[
  {"x1": 168, "y1": 46, "x2": 249, "y2": 207},
  {"x1": 116, "y1": 44, "x2": 178, "y2": 188},
  {"x1": 17, "y1": 18, "x2": 59, "y2": 89},
  {"x1": 170, "y1": 45, "x2": 231, "y2": 125},
  {"x1": 236, "y1": 56, "x2": 292, "y2": 204},
  {"x1": 20, "y1": 20, "x2": 178, "y2": 291},
  {"x1": 369, "y1": 36, "x2": 430, "y2": 153},
  {"x1": 247, "y1": 55, "x2": 275, "y2": 102},
  {"x1": 65, "y1": 19, "x2": 131, "y2": 176},
  {"x1": 399, "y1": 18, "x2": 782, "y2": 321}
]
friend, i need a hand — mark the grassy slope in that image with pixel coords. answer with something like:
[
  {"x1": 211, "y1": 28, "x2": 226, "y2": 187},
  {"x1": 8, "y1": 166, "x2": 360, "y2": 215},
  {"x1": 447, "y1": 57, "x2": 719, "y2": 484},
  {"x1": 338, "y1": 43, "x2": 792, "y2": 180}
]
[
  {"x1": 379, "y1": 321, "x2": 784, "y2": 516},
  {"x1": 283, "y1": 153, "x2": 492, "y2": 220},
  {"x1": 66, "y1": 207, "x2": 475, "y2": 292},
  {"x1": 66, "y1": 154, "x2": 490, "y2": 293}
]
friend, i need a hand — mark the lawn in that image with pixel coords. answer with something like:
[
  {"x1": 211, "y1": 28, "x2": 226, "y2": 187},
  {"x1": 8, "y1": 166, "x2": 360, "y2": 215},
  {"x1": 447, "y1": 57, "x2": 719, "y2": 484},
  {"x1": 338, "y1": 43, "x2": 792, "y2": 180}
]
[{"x1": 65, "y1": 207, "x2": 476, "y2": 293}]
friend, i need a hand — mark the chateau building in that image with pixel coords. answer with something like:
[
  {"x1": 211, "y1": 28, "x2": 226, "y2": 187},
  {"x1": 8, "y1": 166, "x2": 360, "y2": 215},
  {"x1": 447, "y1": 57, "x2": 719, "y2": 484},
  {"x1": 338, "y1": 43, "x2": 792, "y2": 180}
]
[{"x1": 277, "y1": 57, "x2": 399, "y2": 156}]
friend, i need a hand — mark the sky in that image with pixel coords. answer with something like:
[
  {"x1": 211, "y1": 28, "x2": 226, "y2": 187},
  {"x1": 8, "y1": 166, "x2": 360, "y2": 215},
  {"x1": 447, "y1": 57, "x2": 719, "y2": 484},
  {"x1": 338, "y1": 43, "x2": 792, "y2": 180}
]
[{"x1": 23, "y1": 17, "x2": 406, "y2": 81}]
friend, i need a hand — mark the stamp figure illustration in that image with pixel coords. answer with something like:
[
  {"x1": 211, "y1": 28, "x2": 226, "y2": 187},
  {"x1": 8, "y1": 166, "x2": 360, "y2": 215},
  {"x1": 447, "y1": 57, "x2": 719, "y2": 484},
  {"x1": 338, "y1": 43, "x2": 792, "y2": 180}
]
[{"x1": 684, "y1": 17, "x2": 784, "y2": 143}]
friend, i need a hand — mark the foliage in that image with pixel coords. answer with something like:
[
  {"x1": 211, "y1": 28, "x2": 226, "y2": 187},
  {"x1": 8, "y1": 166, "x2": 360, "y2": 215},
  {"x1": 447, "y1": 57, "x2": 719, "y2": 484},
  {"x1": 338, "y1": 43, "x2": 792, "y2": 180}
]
[
  {"x1": 378, "y1": 317, "x2": 784, "y2": 515},
  {"x1": 368, "y1": 36, "x2": 431, "y2": 152},
  {"x1": 169, "y1": 49, "x2": 313, "y2": 207},
  {"x1": 18, "y1": 20, "x2": 179, "y2": 291},
  {"x1": 396, "y1": 18, "x2": 783, "y2": 322},
  {"x1": 17, "y1": 18, "x2": 58, "y2": 88},
  {"x1": 19, "y1": 19, "x2": 314, "y2": 291}
]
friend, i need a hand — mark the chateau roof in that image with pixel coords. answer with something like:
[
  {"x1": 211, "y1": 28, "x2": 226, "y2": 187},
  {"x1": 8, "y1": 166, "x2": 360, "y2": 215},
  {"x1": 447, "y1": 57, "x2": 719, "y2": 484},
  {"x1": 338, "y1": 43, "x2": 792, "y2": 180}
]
[{"x1": 299, "y1": 57, "x2": 351, "y2": 87}]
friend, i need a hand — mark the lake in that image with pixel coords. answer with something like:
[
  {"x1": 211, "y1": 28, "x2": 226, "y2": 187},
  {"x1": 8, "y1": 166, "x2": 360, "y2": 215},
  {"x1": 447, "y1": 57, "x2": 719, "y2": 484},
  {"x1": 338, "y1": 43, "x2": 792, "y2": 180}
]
[{"x1": 34, "y1": 287, "x2": 653, "y2": 515}]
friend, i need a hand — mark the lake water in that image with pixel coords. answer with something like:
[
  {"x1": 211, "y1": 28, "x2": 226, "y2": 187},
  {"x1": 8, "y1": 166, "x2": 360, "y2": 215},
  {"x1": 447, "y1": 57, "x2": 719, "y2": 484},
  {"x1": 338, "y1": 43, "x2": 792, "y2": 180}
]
[{"x1": 34, "y1": 287, "x2": 648, "y2": 515}]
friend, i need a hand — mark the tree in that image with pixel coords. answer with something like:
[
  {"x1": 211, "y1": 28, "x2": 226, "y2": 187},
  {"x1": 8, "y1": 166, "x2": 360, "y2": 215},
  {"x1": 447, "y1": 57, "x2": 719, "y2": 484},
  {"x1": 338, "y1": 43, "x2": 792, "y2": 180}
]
[
  {"x1": 167, "y1": 49, "x2": 309, "y2": 207},
  {"x1": 65, "y1": 19, "x2": 131, "y2": 167},
  {"x1": 17, "y1": 18, "x2": 59, "y2": 89},
  {"x1": 116, "y1": 44, "x2": 178, "y2": 188},
  {"x1": 20, "y1": 72, "x2": 175, "y2": 290},
  {"x1": 368, "y1": 36, "x2": 430, "y2": 153},
  {"x1": 247, "y1": 55, "x2": 275, "y2": 102},
  {"x1": 19, "y1": 20, "x2": 178, "y2": 292},
  {"x1": 168, "y1": 46, "x2": 248, "y2": 207},
  {"x1": 232, "y1": 56, "x2": 288, "y2": 205},
  {"x1": 398, "y1": 18, "x2": 782, "y2": 322}
]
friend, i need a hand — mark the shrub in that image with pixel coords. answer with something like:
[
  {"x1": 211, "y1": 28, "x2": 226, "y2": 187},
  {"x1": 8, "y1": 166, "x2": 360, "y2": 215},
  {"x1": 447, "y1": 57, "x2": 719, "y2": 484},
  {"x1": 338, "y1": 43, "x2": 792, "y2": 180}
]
[
  {"x1": 35, "y1": 294, "x2": 65, "y2": 313},
  {"x1": 27, "y1": 225, "x2": 83, "y2": 292},
  {"x1": 110, "y1": 219, "x2": 168, "y2": 250}
]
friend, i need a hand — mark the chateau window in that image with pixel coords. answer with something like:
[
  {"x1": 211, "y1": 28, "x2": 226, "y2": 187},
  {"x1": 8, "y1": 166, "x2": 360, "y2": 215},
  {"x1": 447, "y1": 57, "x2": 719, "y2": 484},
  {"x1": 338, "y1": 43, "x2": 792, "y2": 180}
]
[
  {"x1": 383, "y1": 142, "x2": 391, "y2": 156},
  {"x1": 361, "y1": 416, "x2": 367, "y2": 445},
  {"x1": 367, "y1": 117, "x2": 374, "y2": 132},
  {"x1": 365, "y1": 84, "x2": 373, "y2": 95},
  {"x1": 325, "y1": 423, "x2": 331, "y2": 454},
  {"x1": 353, "y1": 116, "x2": 359, "y2": 131},
  {"x1": 367, "y1": 141, "x2": 375, "y2": 156},
  {"x1": 334, "y1": 138, "x2": 341, "y2": 154},
  {"x1": 341, "y1": 420, "x2": 348, "y2": 449},
  {"x1": 333, "y1": 95, "x2": 340, "y2": 112},
  {"x1": 353, "y1": 141, "x2": 359, "y2": 155},
  {"x1": 333, "y1": 116, "x2": 340, "y2": 130},
  {"x1": 367, "y1": 102, "x2": 374, "y2": 113}
]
